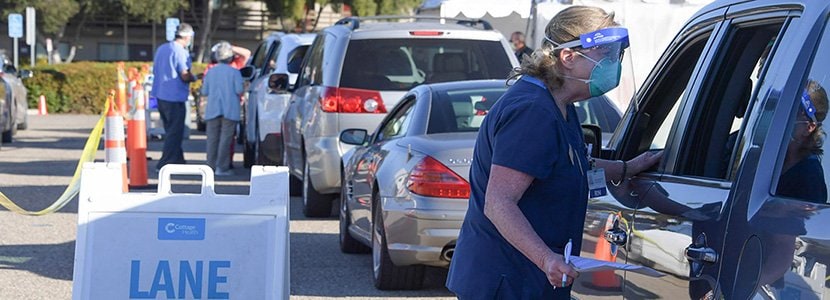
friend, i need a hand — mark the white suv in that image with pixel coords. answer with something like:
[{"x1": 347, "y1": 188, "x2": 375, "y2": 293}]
[{"x1": 282, "y1": 16, "x2": 519, "y2": 217}]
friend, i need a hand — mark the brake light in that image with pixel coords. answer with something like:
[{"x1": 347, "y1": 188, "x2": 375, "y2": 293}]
[
  {"x1": 320, "y1": 87, "x2": 387, "y2": 113},
  {"x1": 409, "y1": 31, "x2": 444, "y2": 36},
  {"x1": 407, "y1": 156, "x2": 470, "y2": 199}
]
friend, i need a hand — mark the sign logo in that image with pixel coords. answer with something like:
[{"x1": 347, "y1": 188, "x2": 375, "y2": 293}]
[{"x1": 158, "y1": 218, "x2": 205, "y2": 240}]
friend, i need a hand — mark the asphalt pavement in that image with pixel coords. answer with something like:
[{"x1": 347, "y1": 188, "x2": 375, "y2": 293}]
[{"x1": 0, "y1": 113, "x2": 453, "y2": 299}]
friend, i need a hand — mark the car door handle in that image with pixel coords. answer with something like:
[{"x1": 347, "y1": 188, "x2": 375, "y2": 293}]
[
  {"x1": 604, "y1": 228, "x2": 628, "y2": 246},
  {"x1": 685, "y1": 245, "x2": 718, "y2": 264}
]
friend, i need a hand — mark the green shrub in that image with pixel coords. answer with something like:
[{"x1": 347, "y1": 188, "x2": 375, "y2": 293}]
[{"x1": 24, "y1": 61, "x2": 206, "y2": 114}]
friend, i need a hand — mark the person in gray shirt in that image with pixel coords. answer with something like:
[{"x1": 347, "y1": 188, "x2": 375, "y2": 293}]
[{"x1": 201, "y1": 41, "x2": 244, "y2": 176}]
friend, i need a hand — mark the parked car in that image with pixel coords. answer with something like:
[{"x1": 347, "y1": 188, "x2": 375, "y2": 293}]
[
  {"x1": 339, "y1": 80, "x2": 508, "y2": 290},
  {"x1": 571, "y1": 0, "x2": 830, "y2": 299},
  {"x1": 239, "y1": 33, "x2": 315, "y2": 167},
  {"x1": 282, "y1": 16, "x2": 519, "y2": 217},
  {"x1": 0, "y1": 55, "x2": 32, "y2": 146}
]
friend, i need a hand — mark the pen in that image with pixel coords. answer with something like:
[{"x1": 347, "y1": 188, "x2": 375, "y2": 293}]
[{"x1": 562, "y1": 238, "x2": 572, "y2": 288}]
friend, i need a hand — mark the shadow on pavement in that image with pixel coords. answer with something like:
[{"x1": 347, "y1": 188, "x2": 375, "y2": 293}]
[{"x1": 0, "y1": 240, "x2": 75, "y2": 281}]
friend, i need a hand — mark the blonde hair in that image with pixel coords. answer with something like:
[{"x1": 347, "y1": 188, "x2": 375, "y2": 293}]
[{"x1": 511, "y1": 6, "x2": 617, "y2": 88}]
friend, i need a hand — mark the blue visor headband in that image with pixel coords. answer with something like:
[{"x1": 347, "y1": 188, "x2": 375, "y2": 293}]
[
  {"x1": 547, "y1": 27, "x2": 630, "y2": 50},
  {"x1": 801, "y1": 90, "x2": 818, "y2": 123}
]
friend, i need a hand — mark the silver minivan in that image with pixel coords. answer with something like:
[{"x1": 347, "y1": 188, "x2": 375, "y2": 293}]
[{"x1": 282, "y1": 16, "x2": 519, "y2": 217}]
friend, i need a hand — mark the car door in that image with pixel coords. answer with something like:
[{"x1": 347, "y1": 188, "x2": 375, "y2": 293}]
[
  {"x1": 716, "y1": 2, "x2": 830, "y2": 299},
  {"x1": 246, "y1": 39, "x2": 281, "y2": 145},
  {"x1": 598, "y1": 7, "x2": 793, "y2": 300},
  {"x1": 283, "y1": 33, "x2": 326, "y2": 176},
  {"x1": 350, "y1": 96, "x2": 417, "y2": 235}
]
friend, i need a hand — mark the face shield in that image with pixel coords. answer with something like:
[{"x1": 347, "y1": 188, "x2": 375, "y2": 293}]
[
  {"x1": 801, "y1": 90, "x2": 818, "y2": 123},
  {"x1": 551, "y1": 27, "x2": 629, "y2": 61}
]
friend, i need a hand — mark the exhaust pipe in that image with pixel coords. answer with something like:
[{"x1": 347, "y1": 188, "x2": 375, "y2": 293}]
[{"x1": 441, "y1": 246, "x2": 455, "y2": 262}]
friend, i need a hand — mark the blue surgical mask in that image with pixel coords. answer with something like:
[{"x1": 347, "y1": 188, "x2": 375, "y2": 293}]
[{"x1": 565, "y1": 52, "x2": 622, "y2": 97}]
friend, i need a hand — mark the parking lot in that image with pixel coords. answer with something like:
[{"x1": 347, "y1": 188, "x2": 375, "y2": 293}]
[{"x1": 0, "y1": 114, "x2": 453, "y2": 299}]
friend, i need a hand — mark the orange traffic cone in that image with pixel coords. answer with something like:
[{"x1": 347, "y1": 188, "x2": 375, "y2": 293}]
[
  {"x1": 590, "y1": 213, "x2": 622, "y2": 290},
  {"x1": 105, "y1": 90, "x2": 128, "y2": 192},
  {"x1": 37, "y1": 95, "x2": 48, "y2": 115},
  {"x1": 116, "y1": 62, "x2": 128, "y2": 117},
  {"x1": 127, "y1": 83, "x2": 148, "y2": 188}
]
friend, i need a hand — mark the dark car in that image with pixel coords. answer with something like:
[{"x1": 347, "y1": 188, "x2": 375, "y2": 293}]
[
  {"x1": 572, "y1": 0, "x2": 830, "y2": 299},
  {"x1": 0, "y1": 56, "x2": 32, "y2": 147}
]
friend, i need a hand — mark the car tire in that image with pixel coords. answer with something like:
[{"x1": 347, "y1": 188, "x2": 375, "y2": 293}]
[
  {"x1": 17, "y1": 113, "x2": 27, "y2": 130},
  {"x1": 243, "y1": 136, "x2": 255, "y2": 168},
  {"x1": 340, "y1": 172, "x2": 370, "y2": 254},
  {"x1": 2, "y1": 127, "x2": 14, "y2": 143},
  {"x1": 302, "y1": 160, "x2": 334, "y2": 217},
  {"x1": 372, "y1": 199, "x2": 425, "y2": 290}
]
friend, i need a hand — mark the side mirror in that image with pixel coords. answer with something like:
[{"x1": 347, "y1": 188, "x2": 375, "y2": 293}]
[
  {"x1": 340, "y1": 128, "x2": 368, "y2": 146},
  {"x1": 240, "y1": 66, "x2": 255, "y2": 80},
  {"x1": 268, "y1": 73, "x2": 289, "y2": 93},
  {"x1": 19, "y1": 70, "x2": 33, "y2": 79},
  {"x1": 581, "y1": 124, "x2": 602, "y2": 158}
]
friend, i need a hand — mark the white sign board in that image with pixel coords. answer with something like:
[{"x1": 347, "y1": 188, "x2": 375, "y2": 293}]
[
  {"x1": 25, "y1": 7, "x2": 35, "y2": 45},
  {"x1": 8, "y1": 14, "x2": 22, "y2": 38},
  {"x1": 165, "y1": 18, "x2": 180, "y2": 42},
  {"x1": 73, "y1": 164, "x2": 290, "y2": 300}
]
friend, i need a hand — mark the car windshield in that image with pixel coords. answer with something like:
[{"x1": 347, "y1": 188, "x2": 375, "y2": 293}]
[
  {"x1": 340, "y1": 39, "x2": 513, "y2": 91},
  {"x1": 427, "y1": 86, "x2": 508, "y2": 134}
]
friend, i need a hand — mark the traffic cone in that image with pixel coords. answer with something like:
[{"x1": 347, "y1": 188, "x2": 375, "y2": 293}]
[
  {"x1": 105, "y1": 90, "x2": 128, "y2": 192},
  {"x1": 127, "y1": 83, "x2": 148, "y2": 188},
  {"x1": 37, "y1": 95, "x2": 48, "y2": 115},
  {"x1": 116, "y1": 62, "x2": 128, "y2": 117},
  {"x1": 590, "y1": 213, "x2": 622, "y2": 290}
]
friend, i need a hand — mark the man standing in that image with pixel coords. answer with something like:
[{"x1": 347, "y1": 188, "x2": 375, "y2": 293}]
[
  {"x1": 151, "y1": 23, "x2": 199, "y2": 170},
  {"x1": 511, "y1": 31, "x2": 534, "y2": 64}
]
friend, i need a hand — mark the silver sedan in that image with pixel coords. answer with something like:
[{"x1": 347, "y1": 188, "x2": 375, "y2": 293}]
[{"x1": 338, "y1": 80, "x2": 508, "y2": 290}]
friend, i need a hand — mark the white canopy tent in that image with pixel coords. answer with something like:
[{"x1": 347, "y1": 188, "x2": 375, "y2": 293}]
[{"x1": 417, "y1": 0, "x2": 713, "y2": 109}]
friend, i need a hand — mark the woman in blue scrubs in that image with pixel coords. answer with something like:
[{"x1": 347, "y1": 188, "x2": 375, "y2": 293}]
[{"x1": 446, "y1": 6, "x2": 662, "y2": 299}]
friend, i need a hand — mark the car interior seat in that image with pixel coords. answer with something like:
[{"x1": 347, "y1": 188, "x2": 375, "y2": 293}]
[
  {"x1": 721, "y1": 78, "x2": 754, "y2": 177},
  {"x1": 428, "y1": 53, "x2": 468, "y2": 83}
]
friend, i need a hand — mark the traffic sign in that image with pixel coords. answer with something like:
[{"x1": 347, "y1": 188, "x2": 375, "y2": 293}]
[
  {"x1": 165, "y1": 18, "x2": 180, "y2": 42},
  {"x1": 8, "y1": 14, "x2": 22, "y2": 38},
  {"x1": 73, "y1": 164, "x2": 290, "y2": 300}
]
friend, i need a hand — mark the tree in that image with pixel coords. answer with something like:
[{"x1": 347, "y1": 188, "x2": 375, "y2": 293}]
[
  {"x1": 263, "y1": 0, "x2": 420, "y2": 32},
  {"x1": 0, "y1": 0, "x2": 80, "y2": 64}
]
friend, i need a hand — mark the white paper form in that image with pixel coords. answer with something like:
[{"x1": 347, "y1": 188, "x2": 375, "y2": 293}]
[{"x1": 570, "y1": 256, "x2": 665, "y2": 277}]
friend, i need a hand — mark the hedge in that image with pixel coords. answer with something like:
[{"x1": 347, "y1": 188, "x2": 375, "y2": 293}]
[{"x1": 24, "y1": 61, "x2": 206, "y2": 114}]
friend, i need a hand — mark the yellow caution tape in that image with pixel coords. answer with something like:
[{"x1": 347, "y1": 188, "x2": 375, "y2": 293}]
[{"x1": 0, "y1": 100, "x2": 109, "y2": 215}]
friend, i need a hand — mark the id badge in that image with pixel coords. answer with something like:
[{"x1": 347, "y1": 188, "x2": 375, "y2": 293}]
[{"x1": 587, "y1": 168, "x2": 607, "y2": 197}]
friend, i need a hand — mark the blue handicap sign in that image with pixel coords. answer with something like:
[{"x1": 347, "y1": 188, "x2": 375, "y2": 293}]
[
  {"x1": 165, "y1": 18, "x2": 180, "y2": 42},
  {"x1": 8, "y1": 14, "x2": 23, "y2": 38}
]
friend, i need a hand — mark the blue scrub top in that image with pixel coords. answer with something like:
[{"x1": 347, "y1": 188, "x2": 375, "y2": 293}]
[
  {"x1": 447, "y1": 76, "x2": 589, "y2": 299},
  {"x1": 151, "y1": 41, "x2": 192, "y2": 102}
]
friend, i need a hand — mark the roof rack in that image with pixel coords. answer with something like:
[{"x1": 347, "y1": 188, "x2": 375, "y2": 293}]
[{"x1": 334, "y1": 15, "x2": 493, "y2": 31}]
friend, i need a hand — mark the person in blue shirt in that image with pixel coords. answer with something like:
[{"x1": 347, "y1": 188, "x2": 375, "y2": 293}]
[
  {"x1": 151, "y1": 23, "x2": 199, "y2": 171},
  {"x1": 201, "y1": 41, "x2": 244, "y2": 176},
  {"x1": 446, "y1": 6, "x2": 662, "y2": 299}
]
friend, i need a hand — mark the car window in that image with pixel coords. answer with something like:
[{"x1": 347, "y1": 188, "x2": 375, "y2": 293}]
[
  {"x1": 262, "y1": 41, "x2": 281, "y2": 75},
  {"x1": 250, "y1": 41, "x2": 269, "y2": 70},
  {"x1": 428, "y1": 87, "x2": 507, "y2": 134},
  {"x1": 574, "y1": 96, "x2": 621, "y2": 134},
  {"x1": 375, "y1": 98, "x2": 416, "y2": 142},
  {"x1": 773, "y1": 19, "x2": 830, "y2": 204},
  {"x1": 287, "y1": 46, "x2": 309, "y2": 74},
  {"x1": 623, "y1": 29, "x2": 712, "y2": 159},
  {"x1": 339, "y1": 39, "x2": 513, "y2": 91},
  {"x1": 297, "y1": 34, "x2": 325, "y2": 88},
  {"x1": 678, "y1": 20, "x2": 785, "y2": 180}
]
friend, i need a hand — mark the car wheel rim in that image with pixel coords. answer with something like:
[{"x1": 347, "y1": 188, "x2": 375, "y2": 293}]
[{"x1": 372, "y1": 212, "x2": 381, "y2": 279}]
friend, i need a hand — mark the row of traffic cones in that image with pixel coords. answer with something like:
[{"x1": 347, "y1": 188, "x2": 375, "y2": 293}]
[{"x1": 103, "y1": 63, "x2": 150, "y2": 192}]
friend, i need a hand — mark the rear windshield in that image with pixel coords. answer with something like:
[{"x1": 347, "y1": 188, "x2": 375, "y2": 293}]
[
  {"x1": 340, "y1": 39, "x2": 513, "y2": 91},
  {"x1": 427, "y1": 87, "x2": 507, "y2": 133}
]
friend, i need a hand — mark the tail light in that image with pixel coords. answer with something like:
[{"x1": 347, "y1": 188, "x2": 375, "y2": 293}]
[
  {"x1": 407, "y1": 156, "x2": 470, "y2": 199},
  {"x1": 320, "y1": 87, "x2": 387, "y2": 113}
]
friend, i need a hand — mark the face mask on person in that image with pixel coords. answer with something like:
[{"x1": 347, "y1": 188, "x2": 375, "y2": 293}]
[{"x1": 572, "y1": 50, "x2": 623, "y2": 97}]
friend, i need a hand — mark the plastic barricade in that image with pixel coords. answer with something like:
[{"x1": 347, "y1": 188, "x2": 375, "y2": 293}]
[{"x1": 72, "y1": 163, "x2": 290, "y2": 300}]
